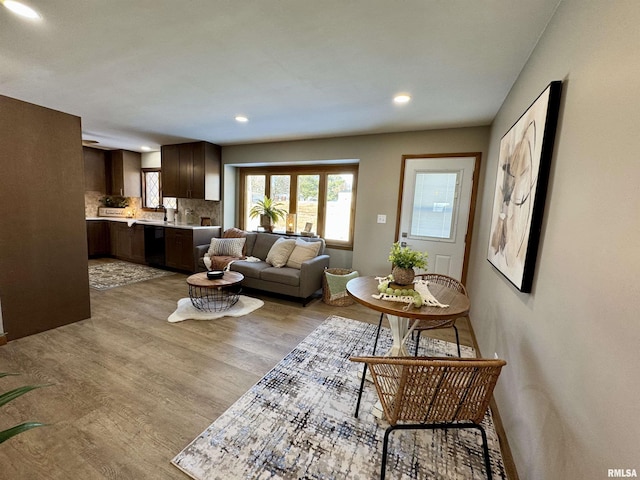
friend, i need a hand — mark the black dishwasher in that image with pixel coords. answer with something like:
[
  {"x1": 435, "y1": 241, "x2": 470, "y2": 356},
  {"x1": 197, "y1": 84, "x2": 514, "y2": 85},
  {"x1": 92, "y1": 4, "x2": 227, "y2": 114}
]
[{"x1": 144, "y1": 226, "x2": 165, "y2": 267}]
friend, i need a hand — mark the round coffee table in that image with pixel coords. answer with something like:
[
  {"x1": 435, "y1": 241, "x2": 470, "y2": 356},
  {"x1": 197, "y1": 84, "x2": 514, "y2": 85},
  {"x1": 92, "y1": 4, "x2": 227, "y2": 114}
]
[{"x1": 186, "y1": 271, "x2": 244, "y2": 312}]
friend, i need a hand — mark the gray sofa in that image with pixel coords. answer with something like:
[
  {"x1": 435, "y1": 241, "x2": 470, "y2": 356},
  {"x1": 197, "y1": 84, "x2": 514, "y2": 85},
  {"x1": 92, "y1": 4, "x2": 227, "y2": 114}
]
[{"x1": 195, "y1": 231, "x2": 330, "y2": 305}]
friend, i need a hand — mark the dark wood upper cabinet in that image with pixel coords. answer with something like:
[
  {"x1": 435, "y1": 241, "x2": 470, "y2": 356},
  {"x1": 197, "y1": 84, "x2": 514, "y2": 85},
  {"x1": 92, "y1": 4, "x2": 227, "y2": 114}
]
[
  {"x1": 83, "y1": 146, "x2": 107, "y2": 193},
  {"x1": 162, "y1": 144, "x2": 180, "y2": 198},
  {"x1": 161, "y1": 141, "x2": 220, "y2": 200},
  {"x1": 107, "y1": 149, "x2": 141, "y2": 197}
]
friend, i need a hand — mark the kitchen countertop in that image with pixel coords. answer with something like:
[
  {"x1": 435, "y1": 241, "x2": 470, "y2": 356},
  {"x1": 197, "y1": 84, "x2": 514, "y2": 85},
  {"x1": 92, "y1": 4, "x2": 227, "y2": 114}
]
[{"x1": 86, "y1": 217, "x2": 221, "y2": 230}]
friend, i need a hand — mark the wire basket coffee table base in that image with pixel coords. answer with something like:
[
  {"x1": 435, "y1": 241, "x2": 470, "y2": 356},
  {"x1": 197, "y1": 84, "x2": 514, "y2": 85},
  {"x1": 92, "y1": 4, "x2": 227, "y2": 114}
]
[
  {"x1": 185, "y1": 271, "x2": 245, "y2": 313},
  {"x1": 189, "y1": 284, "x2": 241, "y2": 312}
]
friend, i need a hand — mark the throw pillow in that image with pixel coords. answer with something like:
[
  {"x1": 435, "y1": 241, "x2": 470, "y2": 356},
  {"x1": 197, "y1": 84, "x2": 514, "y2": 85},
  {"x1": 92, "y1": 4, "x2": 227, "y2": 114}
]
[
  {"x1": 265, "y1": 238, "x2": 296, "y2": 268},
  {"x1": 286, "y1": 239, "x2": 321, "y2": 269},
  {"x1": 223, "y1": 228, "x2": 248, "y2": 255},
  {"x1": 207, "y1": 237, "x2": 246, "y2": 258}
]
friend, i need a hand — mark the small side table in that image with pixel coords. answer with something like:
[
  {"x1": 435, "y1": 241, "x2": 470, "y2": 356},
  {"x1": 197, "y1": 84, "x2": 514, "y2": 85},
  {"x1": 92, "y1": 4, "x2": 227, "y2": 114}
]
[{"x1": 186, "y1": 271, "x2": 244, "y2": 312}]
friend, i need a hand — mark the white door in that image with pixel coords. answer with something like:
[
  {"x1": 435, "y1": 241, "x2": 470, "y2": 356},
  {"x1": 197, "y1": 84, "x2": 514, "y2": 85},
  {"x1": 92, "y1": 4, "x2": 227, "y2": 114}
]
[{"x1": 397, "y1": 155, "x2": 478, "y2": 281}]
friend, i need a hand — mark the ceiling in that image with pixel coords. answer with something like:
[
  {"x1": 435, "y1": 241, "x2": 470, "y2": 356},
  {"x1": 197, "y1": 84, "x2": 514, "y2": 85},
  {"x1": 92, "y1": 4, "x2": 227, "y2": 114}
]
[{"x1": 1, "y1": 0, "x2": 561, "y2": 152}]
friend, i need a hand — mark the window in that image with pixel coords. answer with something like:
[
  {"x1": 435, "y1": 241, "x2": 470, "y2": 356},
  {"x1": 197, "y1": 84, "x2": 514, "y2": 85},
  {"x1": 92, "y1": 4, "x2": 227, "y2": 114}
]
[
  {"x1": 410, "y1": 171, "x2": 459, "y2": 240},
  {"x1": 239, "y1": 164, "x2": 358, "y2": 249},
  {"x1": 141, "y1": 169, "x2": 176, "y2": 209}
]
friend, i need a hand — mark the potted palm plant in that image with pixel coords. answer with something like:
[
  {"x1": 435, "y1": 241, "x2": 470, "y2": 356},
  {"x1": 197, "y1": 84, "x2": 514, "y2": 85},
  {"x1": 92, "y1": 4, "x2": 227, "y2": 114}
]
[
  {"x1": 1, "y1": 373, "x2": 49, "y2": 444},
  {"x1": 249, "y1": 196, "x2": 287, "y2": 232},
  {"x1": 388, "y1": 242, "x2": 428, "y2": 285}
]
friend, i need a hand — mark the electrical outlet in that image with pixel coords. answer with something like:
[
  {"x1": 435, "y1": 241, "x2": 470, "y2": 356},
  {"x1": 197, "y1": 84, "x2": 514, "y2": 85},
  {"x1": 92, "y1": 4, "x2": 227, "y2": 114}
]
[{"x1": 377, "y1": 214, "x2": 386, "y2": 224}]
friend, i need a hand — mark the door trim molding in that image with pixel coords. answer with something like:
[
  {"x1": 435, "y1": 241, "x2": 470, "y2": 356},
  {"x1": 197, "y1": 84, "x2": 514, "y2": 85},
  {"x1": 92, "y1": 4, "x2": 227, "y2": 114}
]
[{"x1": 395, "y1": 152, "x2": 482, "y2": 285}]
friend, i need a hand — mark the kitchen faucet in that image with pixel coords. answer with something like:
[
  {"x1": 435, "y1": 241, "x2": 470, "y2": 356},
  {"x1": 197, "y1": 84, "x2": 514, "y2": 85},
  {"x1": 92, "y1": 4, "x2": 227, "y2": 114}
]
[{"x1": 156, "y1": 205, "x2": 167, "y2": 221}]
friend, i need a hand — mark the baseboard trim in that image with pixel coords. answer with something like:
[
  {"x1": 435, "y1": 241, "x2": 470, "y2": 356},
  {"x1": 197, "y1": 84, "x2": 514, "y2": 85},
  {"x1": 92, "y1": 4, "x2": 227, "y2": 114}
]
[{"x1": 467, "y1": 315, "x2": 520, "y2": 480}]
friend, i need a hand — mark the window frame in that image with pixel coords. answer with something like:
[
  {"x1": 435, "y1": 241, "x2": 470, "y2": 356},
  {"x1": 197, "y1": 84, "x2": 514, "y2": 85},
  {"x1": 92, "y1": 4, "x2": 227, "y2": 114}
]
[
  {"x1": 239, "y1": 164, "x2": 358, "y2": 250},
  {"x1": 140, "y1": 168, "x2": 178, "y2": 211}
]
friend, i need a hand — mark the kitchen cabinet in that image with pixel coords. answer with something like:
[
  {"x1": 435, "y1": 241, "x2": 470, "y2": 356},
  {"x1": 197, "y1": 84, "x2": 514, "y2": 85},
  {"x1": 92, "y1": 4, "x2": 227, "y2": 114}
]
[
  {"x1": 86, "y1": 220, "x2": 110, "y2": 256},
  {"x1": 108, "y1": 149, "x2": 141, "y2": 197},
  {"x1": 83, "y1": 147, "x2": 107, "y2": 193},
  {"x1": 161, "y1": 141, "x2": 220, "y2": 200},
  {"x1": 165, "y1": 226, "x2": 221, "y2": 272},
  {"x1": 110, "y1": 222, "x2": 145, "y2": 264},
  {"x1": 165, "y1": 228, "x2": 192, "y2": 271}
]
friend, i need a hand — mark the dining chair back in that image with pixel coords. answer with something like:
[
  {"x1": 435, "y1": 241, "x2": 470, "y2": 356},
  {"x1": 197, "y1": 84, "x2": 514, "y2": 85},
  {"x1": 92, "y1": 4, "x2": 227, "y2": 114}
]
[
  {"x1": 412, "y1": 273, "x2": 467, "y2": 356},
  {"x1": 350, "y1": 355, "x2": 506, "y2": 480}
]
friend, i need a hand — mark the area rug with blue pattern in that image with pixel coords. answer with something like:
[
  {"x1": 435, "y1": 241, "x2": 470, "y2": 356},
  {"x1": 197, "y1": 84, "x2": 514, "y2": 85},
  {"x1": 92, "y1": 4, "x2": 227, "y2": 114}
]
[{"x1": 171, "y1": 315, "x2": 506, "y2": 479}]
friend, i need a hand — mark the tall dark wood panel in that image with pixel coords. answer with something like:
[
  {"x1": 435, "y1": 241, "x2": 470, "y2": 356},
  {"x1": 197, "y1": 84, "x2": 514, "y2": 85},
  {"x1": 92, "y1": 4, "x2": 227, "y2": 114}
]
[{"x1": 0, "y1": 94, "x2": 91, "y2": 340}]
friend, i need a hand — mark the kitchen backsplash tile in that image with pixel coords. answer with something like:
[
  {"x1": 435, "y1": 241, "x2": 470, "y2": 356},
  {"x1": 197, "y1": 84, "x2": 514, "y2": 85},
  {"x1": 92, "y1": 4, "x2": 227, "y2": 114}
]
[
  {"x1": 178, "y1": 198, "x2": 221, "y2": 225},
  {"x1": 85, "y1": 193, "x2": 221, "y2": 226}
]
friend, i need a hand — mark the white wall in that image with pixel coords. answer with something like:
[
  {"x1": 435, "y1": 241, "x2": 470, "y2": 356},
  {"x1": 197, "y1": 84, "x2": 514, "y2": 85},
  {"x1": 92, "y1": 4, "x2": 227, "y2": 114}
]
[
  {"x1": 222, "y1": 127, "x2": 490, "y2": 272},
  {"x1": 141, "y1": 151, "x2": 161, "y2": 169},
  {"x1": 468, "y1": 1, "x2": 640, "y2": 478}
]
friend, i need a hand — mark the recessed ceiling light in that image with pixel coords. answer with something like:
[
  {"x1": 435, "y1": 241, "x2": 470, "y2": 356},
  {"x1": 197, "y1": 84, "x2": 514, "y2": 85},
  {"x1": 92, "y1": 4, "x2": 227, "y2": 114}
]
[
  {"x1": 141, "y1": 146, "x2": 152, "y2": 152},
  {"x1": 235, "y1": 115, "x2": 248, "y2": 123},
  {"x1": 2, "y1": 0, "x2": 41, "y2": 20},
  {"x1": 393, "y1": 94, "x2": 411, "y2": 104}
]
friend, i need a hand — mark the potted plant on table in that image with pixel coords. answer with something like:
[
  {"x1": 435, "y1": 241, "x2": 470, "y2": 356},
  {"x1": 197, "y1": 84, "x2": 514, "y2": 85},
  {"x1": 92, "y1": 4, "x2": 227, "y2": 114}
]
[
  {"x1": 388, "y1": 242, "x2": 428, "y2": 285},
  {"x1": 249, "y1": 196, "x2": 287, "y2": 232}
]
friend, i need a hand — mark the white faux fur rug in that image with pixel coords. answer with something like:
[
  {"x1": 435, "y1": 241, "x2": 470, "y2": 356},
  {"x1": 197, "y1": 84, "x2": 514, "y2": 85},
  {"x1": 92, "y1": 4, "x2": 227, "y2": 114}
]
[{"x1": 167, "y1": 296, "x2": 264, "y2": 323}]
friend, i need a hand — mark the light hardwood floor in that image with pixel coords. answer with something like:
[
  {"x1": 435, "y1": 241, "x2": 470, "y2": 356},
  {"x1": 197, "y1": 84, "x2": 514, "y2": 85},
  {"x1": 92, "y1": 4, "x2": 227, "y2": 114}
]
[{"x1": 0, "y1": 262, "x2": 514, "y2": 479}]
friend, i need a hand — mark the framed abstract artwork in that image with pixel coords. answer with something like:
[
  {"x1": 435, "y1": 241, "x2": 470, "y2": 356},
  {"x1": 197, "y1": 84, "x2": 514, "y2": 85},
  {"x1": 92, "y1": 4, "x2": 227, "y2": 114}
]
[{"x1": 487, "y1": 81, "x2": 562, "y2": 292}]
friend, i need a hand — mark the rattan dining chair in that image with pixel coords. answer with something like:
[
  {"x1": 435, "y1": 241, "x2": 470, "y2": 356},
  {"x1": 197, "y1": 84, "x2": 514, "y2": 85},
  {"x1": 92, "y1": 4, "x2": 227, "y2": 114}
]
[
  {"x1": 412, "y1": 273, "x2": 467, "y2": 357},
  {"x1": 350, "y1": 356, "x2": 506, "y2": 480}
]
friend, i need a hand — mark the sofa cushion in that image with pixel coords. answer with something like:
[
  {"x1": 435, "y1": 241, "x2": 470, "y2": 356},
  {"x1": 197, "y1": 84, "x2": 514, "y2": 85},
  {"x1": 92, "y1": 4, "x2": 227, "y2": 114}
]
[
  {"x1": 260, "y1": 266, "x2": 300, "y2": 287},
  {"x1": 265, "y1": 238, "x2": 296, "y2": 267},
  {"x1": 251, "y1": 233, "x2": 282, "y2": 260},
  {"x1": 229, "y1": 259, "x2": 270, "y2": 279},
  {"x1": 207, "y1": 237, "x2": 246, "y2": 257},
  {"x1": 286, "y1": 238, "x2": 322, "y2": 269}
]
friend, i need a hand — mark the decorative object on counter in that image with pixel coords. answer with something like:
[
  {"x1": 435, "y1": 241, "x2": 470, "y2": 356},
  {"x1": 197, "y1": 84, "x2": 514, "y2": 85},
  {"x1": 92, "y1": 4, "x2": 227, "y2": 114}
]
[
  {"x1": 388, "y1": 242, "x2": 428, "y2": 285},
  {"x1": 101, "y1": 195, "x2": 129, "y2": 208},
  {"x1": 98, "y1": 207, "x2": 128, "y2": 217},
  {"x1": 285, "y1": 213, "x2": 297, "y2": 234},
  {"x1": 249, "y1": 196, "x2": 286, "y2": 233},
  {"x1": 88, "y1": 260, "x2": 174, "y2": 290},
  {"x1": 200, "y1": 216, "x2": 211, "y2": 226},
  {"x1": 184, "y1": 208, "x2": 195, "y2": 225},
  {"x1": 166, "y1": 208, "x2": 176, "y2": 222},
  {"x1": 171, "y1": 316, "x2": 506, "y2": 480}
]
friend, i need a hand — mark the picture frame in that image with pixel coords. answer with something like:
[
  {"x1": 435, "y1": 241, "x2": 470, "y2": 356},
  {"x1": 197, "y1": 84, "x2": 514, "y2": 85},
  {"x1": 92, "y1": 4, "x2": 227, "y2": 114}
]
[
  {"x1": 487, "y1": 81, "x2": 562, "y2": 292},
  {"x1": 303, "y1": 222, "x2": 313, "y2": 233}
]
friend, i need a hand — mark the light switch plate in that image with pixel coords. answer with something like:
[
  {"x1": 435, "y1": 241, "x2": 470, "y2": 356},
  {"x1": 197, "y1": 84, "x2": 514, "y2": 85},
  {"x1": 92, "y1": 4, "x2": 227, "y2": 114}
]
[{"x1": 377, "y1": 214, "x2": 386, "y2": 224}]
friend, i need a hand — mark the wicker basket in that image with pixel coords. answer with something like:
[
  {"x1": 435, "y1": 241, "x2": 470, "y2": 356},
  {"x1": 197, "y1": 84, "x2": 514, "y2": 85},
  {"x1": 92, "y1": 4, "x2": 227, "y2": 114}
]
[{"x1": 322, "y1": 268, "x2": 356, "y2": 306}]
